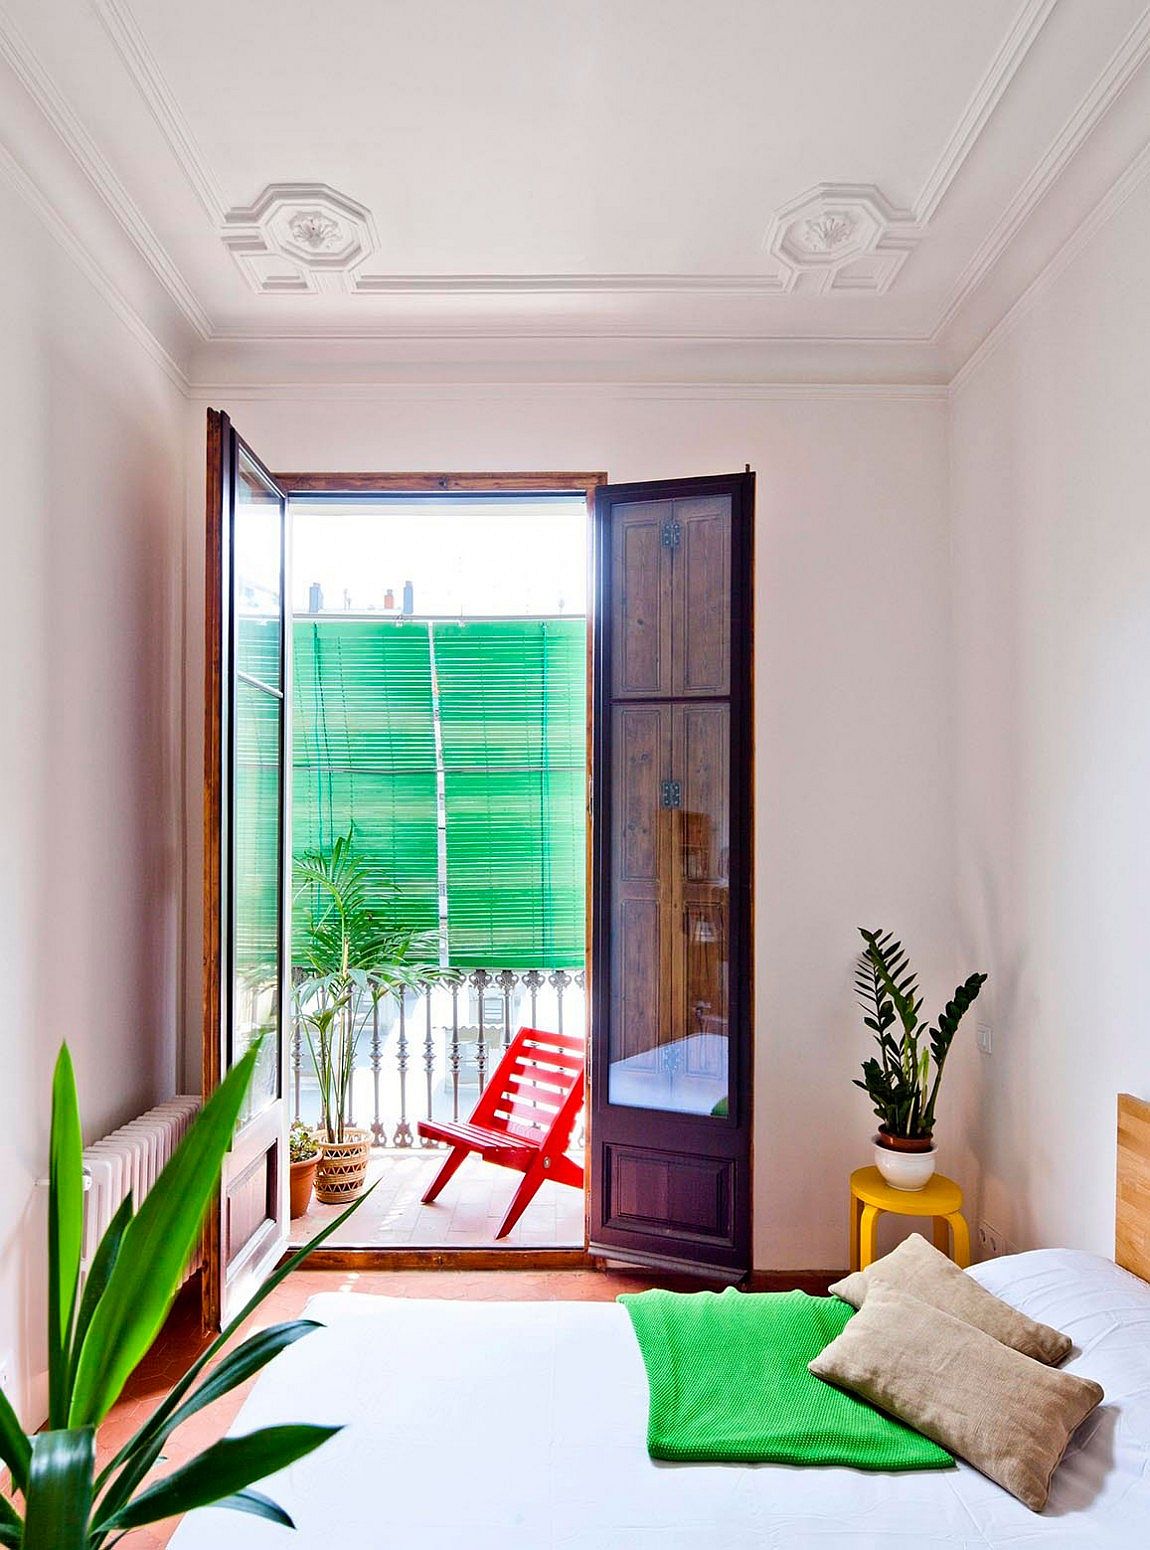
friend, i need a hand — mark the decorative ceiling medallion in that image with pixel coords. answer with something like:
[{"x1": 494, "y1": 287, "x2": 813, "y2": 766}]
[
  {"x1": 763, "y1": 184, "x2": 924, "y2": 294},
  {"x1": 221, "y1": 183, "x2": 379, "y2": 294}
]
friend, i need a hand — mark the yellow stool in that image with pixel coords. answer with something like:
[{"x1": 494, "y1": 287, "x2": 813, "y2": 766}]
[{"x1": 849, "y1": 1166, "x2": 970, "y2": 1272}]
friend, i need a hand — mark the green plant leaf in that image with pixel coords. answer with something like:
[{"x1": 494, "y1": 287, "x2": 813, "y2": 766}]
[
  {"x1": 0, "y1": 1488, "x2": 22, "y2": 1547},
  {"x1": 69, "y1": 1194, "x2": 134, "y2": 1395},
  {"x1": 0, "y1": 1385, "x2": 31, "y2": 1493},
  {"x1": 68, "y1": 1046, "x2": 259, "y2": 1427},
  {"x1": 97, "y1": 1425, "x2": 340, "y2": 1532},
  {"x1": 48, "y1": 1047, "x2": 85, "y2": 1427},
  {"x1": 208, "y1": 1488, "x2": 294, "y2": 1528},
  {"x1": 164, "y1": 1321, "x2": 321, "y2": 1431},
  {"x1": 94, "y1": 1183, "x2": 375, "y2": 1518},
  {"x1": 22, "y1": 1427, "x2": 94, "y2": 1550}
]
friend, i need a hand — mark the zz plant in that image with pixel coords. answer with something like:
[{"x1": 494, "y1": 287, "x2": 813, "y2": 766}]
[
  {"x1": 0, "y1": 1043, "x2": 367, "y2": 1548},
  {"x1": 854, "y1": 926, "x2": 987, "y2": 1142}
]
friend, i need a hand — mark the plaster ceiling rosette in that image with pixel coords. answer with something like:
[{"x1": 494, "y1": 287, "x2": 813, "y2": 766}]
[
  {"x1": 763, "y1": 184, "x2": 925, "y2": 294},
  {"x1": 221, "y1": 183, "x2": 379, "y2": 294}
]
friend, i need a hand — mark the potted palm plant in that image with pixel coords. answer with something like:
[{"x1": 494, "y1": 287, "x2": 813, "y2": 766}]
[
  {"x1": 289, "y1": 1119, "x2": 319, "y2": 1218},
  {"x1": 0, "y1": 1042, "x2": 368, "y2": 1547},
  {"x1": 293, "y1": 828, "x2": 457, "y2": 1203},
  {"x1": 854, "y1": 926, "x2": 987, "y2": 1190}
]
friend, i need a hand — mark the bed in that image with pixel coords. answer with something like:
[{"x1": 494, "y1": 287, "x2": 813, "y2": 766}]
[{"x1": 170, "y1": 1097, "x2": 1150, "y2": 1549}]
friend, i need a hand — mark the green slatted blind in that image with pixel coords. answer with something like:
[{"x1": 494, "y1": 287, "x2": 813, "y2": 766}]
[
  {"x1": 291, "y1": 619, "x2": 440, "y2": 958},
  {"x1": 433, "y1": 619, "x2": 586, "y2": 967},
  {"x1": 291, "y1": 617, "x2": 586, "y2": 969}
]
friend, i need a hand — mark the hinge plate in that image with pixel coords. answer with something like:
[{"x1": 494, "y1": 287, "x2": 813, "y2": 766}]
[
  {"x1": 660, "y1": 520, "x2": 681, "y2": 549},
  {"x1": 660, "y1": 780, "x2": 682, "y2": 809}
]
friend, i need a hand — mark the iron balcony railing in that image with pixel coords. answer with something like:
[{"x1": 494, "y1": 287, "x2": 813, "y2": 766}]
[{"x1": 290, "y1": 967, "x2": 587, "y2": 1148}]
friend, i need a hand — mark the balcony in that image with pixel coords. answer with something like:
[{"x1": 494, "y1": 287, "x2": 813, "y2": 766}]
[{"x1": 288, "y1": 967, "x2": 586, "y2": 1250}]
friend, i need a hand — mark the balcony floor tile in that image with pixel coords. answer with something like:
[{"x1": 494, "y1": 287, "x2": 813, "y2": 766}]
[{"x1": 288, "y1": 1148, "x2": 585, "y2": 1250}]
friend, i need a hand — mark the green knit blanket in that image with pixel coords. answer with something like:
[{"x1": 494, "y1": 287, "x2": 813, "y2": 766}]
[{"x1": 619, "y1": 1287, "x2": 953, "y2": 1469}]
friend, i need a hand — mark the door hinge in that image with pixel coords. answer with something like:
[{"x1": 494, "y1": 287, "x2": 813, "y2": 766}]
[
  {"x1": 660, "y1": 520, "x2": 681, "y2": 549},
  {"x1": 660, "y1": 779, "x2": 682, "y2": 809}
]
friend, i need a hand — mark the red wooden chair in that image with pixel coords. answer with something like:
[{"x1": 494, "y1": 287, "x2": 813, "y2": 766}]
[{"x1": 417, "y1": 1027, "x2": 585, "y2": 1239}]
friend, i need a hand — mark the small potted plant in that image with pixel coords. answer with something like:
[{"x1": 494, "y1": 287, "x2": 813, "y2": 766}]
[
  {"x1": 289, "y1": 1117, "x2": 320, "y2": 1218},
  {"x1": 854, "y1": 926, "x2": 987, "y2": 1190}
]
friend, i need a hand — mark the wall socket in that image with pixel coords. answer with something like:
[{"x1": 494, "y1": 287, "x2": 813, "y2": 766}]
[
  {"x1": 0, "y1": 1353, "x2": 11, "y2": 1402},
  {"x1": 976, "y1": 1022, "x2": 993, "y2": 1055},
  {"x1": 977, "y1": 1221, "x2": 1007, "y2": 1258}
]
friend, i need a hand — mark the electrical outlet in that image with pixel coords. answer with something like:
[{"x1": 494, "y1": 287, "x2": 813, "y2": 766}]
[
  {"x1": 977, "y1": 1022, "x2": 993, "y2": 1055},
  {"x1": 0, "y1": 1353, "x2": 11, "y2": 1401},
  {"x1": 978, "y1": 1222, "x2": 1006, "y2": 1258}
]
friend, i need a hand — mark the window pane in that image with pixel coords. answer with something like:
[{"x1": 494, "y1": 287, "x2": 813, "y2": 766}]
[
  {"x1": 233, "y1": 677, "x2": 281, "y2": 1114},
  {"x1": 235, "y1": 456, "x2": 282, "y2": 688}
]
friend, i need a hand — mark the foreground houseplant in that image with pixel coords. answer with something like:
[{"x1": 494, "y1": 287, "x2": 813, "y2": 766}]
[
  {"x1": 0, "y1": 1044, "x2": 367, "y2": 1548},
  {"x1": 293, "y1": 828, "x2": 456, "y2": 1202},
  {"x1": 854, "y1": 927, "x2": 987, "y2": 1189}
]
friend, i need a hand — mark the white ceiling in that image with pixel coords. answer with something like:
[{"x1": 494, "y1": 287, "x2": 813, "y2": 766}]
[{"x1": 3, "y1": 0, "x2": 1150, "y2": 383}]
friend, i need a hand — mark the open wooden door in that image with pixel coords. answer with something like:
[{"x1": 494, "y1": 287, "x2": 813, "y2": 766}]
[
  {"x1": 589, "y1": 471, "x2": 753, "y2": 1279},
  {"x1": 202, "y1": 410, "x2": 291, "y2": 1329}
]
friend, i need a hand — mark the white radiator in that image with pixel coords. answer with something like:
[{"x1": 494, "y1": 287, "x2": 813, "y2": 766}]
[{"x1": 81, "y1": 1097, "x2": 202, "y2": 1275}]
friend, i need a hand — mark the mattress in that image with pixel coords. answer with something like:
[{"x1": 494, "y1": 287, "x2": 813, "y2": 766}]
[{"x1": 170, "y1": 1249, "x2": 1150, "y2": 1548}]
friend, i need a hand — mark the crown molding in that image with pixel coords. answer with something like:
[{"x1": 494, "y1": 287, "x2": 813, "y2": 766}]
[
  {"x1": 913, "y1": 0, "x2": 1058, "y2": 223},
  {"x1": 933, "y1": 4, "x2": 1150, "y2": 341},
  {"x1": 0, "y1": 134, "x2": 189, "y2": 391},
  {"x1": 0, "y1": 1, "x2": 211, "y2": 337},
  {"x1": 92, "y1": 0, "x2": 227, "y2": 224},
  {"x1": 948, "y1": 132, "x2": 1150, "y2": 398},
  {"x1": 187, "y1": 379, "x2": 949, "y2": 403}
]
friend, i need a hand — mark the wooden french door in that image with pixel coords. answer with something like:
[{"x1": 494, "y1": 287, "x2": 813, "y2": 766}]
[
  {"x1": 202, "y1": 410, "x2": 291, "y2": 1328},
  {"x1": 589, "y1": 472, "x2": 754, "y2": 1278}
]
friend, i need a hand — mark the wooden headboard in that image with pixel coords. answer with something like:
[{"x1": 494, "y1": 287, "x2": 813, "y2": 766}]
[{"x1": 1117, "y1": 1093, "x2": 1150, "y2": 1281}]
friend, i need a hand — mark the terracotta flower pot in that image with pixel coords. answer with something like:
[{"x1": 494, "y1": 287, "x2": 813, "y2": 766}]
[
  {"x1": 875, "y1": 1127, "x2": 934, "y2": 1153},
  {"x1": 289, "y1": 1157, "x2": 318, "y2": 1219},
  {"x1": 314, "y1": 1128, "x2": 371, "y2": 1203}
]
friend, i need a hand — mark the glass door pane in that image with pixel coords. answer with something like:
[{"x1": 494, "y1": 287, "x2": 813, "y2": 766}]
[
  {"x1": 230, "y1": 452, "x2": 285, "y2": 1121},
  {"x1": 607, "y1": 702, "x2": 730, "y2": 1117}
]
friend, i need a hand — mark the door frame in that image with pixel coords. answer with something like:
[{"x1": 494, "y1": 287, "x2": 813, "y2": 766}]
[
  {"x1": 202, "y1": 411, "x2": 293, "y2": 1330},
  {"x1": 265, "y1": 468, "x2": 605, "y2": 1269}
]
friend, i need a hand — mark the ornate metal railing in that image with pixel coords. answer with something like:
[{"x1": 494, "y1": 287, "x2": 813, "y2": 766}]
[{"x1": 290, "y1": 967, "x2": 586, "y2": 1148}]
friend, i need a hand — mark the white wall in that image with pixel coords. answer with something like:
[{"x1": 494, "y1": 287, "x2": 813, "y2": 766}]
[
  {"x1": 0, "y1": 175, "x2": 186, "y2": 1425},
  {"x1": 951, "y1": 177, "x2": 1150, "y2": 1256},
  {"x1": 186, "y1": 386, "x2": 959, "y2": 1271}
]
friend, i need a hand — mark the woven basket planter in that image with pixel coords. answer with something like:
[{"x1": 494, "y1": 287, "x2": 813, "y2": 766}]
[{"x1": 314, "y1": 1128, "x2": 371, "y2": 1203}]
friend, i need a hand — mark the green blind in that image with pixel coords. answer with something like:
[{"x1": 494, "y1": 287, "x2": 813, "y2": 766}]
[
  {"x1": 291, "y1": 619, "x2": 439, "y2": 959},
  {"x1": 434, "y1": 618, "x2": 586, "y2": 968}
]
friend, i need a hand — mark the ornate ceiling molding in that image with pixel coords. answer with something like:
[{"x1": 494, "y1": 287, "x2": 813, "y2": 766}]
[
  {"x1": 221, "y1": 183, "x2": 379, "y2": 293},
  {"x1": 762, "y1": 185, "x2": 924, "y2": 294}
]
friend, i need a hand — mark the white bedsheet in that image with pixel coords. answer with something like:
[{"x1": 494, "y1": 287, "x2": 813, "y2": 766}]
[{"x1": 170, "y1": 1249, "x2": 1150, "y2": 1548}]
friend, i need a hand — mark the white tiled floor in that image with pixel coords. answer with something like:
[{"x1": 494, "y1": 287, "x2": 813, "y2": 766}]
[{"x1": 289, "y1": 1148, "x2": 586, "y2": 1249}]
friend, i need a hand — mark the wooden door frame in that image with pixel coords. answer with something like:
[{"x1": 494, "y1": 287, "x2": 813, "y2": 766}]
[
  {"x1": 203, "y1": 411, "x2": 293, "y2": 1330},
  {"x1": 271, "y1": 469, "x2": 606, "y2": 1270}
]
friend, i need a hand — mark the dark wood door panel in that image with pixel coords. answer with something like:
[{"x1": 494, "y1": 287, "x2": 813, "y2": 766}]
[
  {"x1": 611, "y1": 502, "x2": 673, "y2": 698},
  {"x1": 591, "y1": 470, "x2": 754, "y2": 1278},
  {"x1": 672, "y1": 496, "x2": 731, "y2": 697},
  {"x1": 613, "y1": 704, "x2": 669, "y2": 881},
  {"x1": 603, "y1": 1143, "x2": 734, "y2": 1244}
]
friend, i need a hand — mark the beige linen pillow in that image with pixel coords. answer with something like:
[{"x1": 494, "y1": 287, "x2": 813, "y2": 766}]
[
  {"x1": 810, "y1": 1284, "x2": 1103, "y2": 1511},
  {"x1": 830, "y1": 1233, "x2": 1071, "y2": 1365}
]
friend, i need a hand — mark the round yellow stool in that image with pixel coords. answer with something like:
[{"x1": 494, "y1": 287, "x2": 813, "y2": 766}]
[{"x1": 849, "y1": 1166, "x2": 970, "y2": 1272}]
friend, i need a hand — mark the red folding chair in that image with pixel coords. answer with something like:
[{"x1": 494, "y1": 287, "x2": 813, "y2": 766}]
[{"x1": 417, "y1": 1027, "x2": 585, "y2": 1239}]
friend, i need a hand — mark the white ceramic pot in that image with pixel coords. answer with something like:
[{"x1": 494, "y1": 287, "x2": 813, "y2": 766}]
[{"x1": 874, "y1": 1143, "x2": 937, "y2": 1191}]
